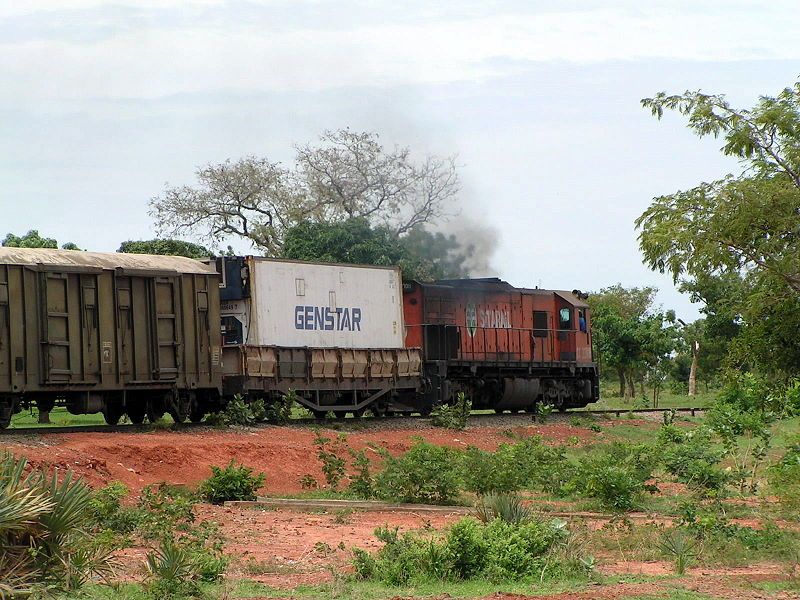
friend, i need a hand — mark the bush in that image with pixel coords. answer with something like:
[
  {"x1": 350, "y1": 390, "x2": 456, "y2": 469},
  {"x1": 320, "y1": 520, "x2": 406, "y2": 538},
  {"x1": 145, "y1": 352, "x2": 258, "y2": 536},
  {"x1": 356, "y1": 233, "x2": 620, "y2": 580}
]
[
  {"x1": 353, "y1": 516, "x2": 567, "y2": 584},
  {"x1": 136, "y1": 483, "x2": 198, "y2": 540},
  {"x1": 661, "y1": 428, "x2": 728, "y2": 494},
  {"x1": 267, "y1": 390, "x2": 296, "y2": 424},
  {"x1": 474, "y1": 493, "x2": 532, "y2": 525},
  {"x1": 566, "y1": 444, "x2": 658, "y2": 511},
  {"x1": 460, "y1": 437, "x2": 570, "y2": 495},
  {"x1": 374, "y1": 440, "x2": 462, "y2": 504},
  {"x1": 144, "y1": 527, "x2": 227, "y2": 600},
  {"x1": 430, "y1": 392, "x2": 471, "y2": 430},
  {"x1": 314, "y1": 430, "x2": 348, "y2": 490},
  {"x1": 89, "y1": 481, "x2": 140, "y2": 535},
  {"x1": 220, "y1": 394, "x2": 265, "y2": 426},
  {"x1": 199, "y1": 461, "x2": 265, "y2": 504},
  {"x1": 769, "y1": 440, "x2": 800, "y2": 514},
  {"x1": 0, "y1": 453, "x2": 115, "y2": 597}
]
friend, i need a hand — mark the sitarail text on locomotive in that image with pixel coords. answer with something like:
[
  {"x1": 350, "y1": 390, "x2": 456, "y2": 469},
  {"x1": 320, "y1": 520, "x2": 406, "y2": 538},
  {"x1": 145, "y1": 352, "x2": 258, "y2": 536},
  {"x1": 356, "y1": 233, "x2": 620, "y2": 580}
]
[
  {"x1": 466, "y1": 304, "x2": 511, "y2": 337},
  {"x1": 294, "y1": 305, "x2": 363, "y2": 331}
]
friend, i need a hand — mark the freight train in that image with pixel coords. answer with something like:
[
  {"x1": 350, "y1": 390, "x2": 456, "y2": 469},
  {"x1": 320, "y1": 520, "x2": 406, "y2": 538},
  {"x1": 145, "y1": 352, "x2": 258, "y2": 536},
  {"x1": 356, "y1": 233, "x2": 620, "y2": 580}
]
[{"x1": 0, "y1": 248, "x2": 598, "y2": 429}]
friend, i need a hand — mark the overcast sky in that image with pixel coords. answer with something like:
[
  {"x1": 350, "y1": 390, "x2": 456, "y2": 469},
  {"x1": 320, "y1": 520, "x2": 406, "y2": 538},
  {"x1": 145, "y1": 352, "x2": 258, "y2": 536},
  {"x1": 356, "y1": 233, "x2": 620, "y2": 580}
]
[{"x1": 1, "y1": 1, "x2": 798, "y2": 320}]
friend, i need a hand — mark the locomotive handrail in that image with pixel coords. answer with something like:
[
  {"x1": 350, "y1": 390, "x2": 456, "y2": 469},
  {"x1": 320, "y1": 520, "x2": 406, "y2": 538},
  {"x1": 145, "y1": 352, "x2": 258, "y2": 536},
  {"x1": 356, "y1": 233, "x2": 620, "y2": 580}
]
[{"x1": 405, "y1": 323, "x2": 590, "y2": 364}]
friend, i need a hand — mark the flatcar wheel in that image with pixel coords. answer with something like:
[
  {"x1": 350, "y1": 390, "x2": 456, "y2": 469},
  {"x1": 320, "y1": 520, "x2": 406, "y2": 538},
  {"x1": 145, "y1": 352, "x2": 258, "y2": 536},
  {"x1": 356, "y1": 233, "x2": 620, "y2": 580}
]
[
  {"x1": 334, "y1": 411, "x2": 347, "y2": 420},
  {"x1": 353, "y1": 409, "x2": 365, "y2": 419},
  {"x1": 494, "y1": 408, "x2": 505, "y2": 415},
  {"x1": 169, "y1": 409, "x2": 186, "y2": 424},
  {"x1": 312, "y1": 410, "x2": 326, "y2": 421},
  {"x1": 189, "y1": 408, "x2": 205, "y2": 423}
]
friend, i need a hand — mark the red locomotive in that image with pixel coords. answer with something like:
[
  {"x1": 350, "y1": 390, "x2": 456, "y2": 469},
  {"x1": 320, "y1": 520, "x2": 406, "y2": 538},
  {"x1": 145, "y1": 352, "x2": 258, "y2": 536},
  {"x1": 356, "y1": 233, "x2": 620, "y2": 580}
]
[{"x1": 403, "y1": 278, "x2": 598, "y2": 412}]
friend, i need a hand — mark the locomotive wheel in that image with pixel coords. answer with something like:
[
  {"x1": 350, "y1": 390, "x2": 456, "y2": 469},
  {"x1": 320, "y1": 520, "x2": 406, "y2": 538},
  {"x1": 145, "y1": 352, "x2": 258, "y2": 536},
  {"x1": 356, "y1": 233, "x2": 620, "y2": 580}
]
[{"x1": 189, "y1": 406, "x2": 205, "y2": 423}]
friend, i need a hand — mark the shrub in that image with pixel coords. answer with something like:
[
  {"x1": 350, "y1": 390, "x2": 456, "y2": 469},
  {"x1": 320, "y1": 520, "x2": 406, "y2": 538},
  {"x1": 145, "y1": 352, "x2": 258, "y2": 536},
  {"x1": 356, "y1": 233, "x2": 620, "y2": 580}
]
[
  {"x1": 144, "y1": 529, "x2": 227, "y2": 600},
  {"x1": 199, "y1": 461, "x2": 265, "y2": 504},
  {"x1": 348, "y1": 448, "x2": 374, "y2": 499},
  {"x1": 460, "y1": 437, "x2": 570, "y2": 495},
  {"x1": 221, "y1": 394, "x2": 265, "y2": 426},
  {"x1": 89, "y1": 481, "x2": 140, "y2": 534},
  {"x1": 313, "y1": 430, "x2": 348, "y2": 490},
  {"x1": 566, "y1": 444, "x2": 658, "y2": 511},
  {"x1": 353, "y1": 516, "x2": 567, "y2": 584},
  {"x1": 661, "y1": 428, "x2": 728, "y2": 494},
  {"x1": 374, "y1": 440, "x2": 462, "y2": 504},
  {"x1": 474, "y1": 493, "x2": 532, "y2": 525},
  {"x1": 267, "y1": 390, "x2": 296, "y2": 424},
  {"x1": 769, "y1": 440, "x2": 800, "y2": 513},
  {"x1": 659, "y1": 528, "x2": 698, "y2": 575},
  {"x1": 136, "y1": 483, "x2": 197, "y2": 540},
  {"x1": 0, "y1": 453, "x2": 115, "y2": 597},
  {"x1": 430, "y1": 392, "x2": 471, "y2": 430}
]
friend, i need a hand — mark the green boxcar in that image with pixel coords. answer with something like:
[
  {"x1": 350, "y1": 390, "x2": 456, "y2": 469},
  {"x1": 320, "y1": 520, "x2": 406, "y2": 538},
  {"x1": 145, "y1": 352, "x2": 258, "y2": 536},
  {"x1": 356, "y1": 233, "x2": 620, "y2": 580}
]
[{"x1": 0, "y1": 248, "x2": 222, "y2": 428}]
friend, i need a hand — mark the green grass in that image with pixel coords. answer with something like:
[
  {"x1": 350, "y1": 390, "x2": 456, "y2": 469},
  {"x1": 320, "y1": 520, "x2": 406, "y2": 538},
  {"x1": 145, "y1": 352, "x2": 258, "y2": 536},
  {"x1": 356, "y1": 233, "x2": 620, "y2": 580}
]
[
  {"x1": 585, "y1": 385, "x2": 719, "y2": 411},
  {"x1": 11, "y1": 406, "x2": 110, "y2": 427},
  {"x1": 82, "y1": 575, "x2": 653, "y2": 600}
]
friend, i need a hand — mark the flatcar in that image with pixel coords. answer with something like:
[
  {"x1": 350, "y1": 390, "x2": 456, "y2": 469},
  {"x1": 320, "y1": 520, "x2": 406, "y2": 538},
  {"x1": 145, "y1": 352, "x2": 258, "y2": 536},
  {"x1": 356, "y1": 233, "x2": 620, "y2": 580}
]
[
  {"x1": 215, "y1": 256, "x2": 421, "y2": 418},
  {"x1": 0, "y1": 248, "x2": 222, "y2": 428}
]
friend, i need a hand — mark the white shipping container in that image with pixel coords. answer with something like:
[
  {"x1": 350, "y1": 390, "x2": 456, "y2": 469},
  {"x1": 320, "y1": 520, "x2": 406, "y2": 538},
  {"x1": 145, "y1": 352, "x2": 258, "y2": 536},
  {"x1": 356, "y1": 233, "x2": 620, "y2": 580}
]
[{"x1": 244, "y1": 259, "x2": 405, "y2": 349}]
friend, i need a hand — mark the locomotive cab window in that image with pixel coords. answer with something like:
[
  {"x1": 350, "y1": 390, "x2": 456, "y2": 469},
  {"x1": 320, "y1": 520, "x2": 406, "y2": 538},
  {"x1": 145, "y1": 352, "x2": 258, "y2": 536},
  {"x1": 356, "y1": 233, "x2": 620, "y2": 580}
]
[{"x1": 559, "y1": 307, "x2": 572, "y2": 330}]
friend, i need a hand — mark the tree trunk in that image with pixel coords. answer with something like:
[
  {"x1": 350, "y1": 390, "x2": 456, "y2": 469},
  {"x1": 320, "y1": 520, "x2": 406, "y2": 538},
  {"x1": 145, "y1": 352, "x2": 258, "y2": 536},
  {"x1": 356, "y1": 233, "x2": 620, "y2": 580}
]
[
  {"x1": 688, "y1": 341, "x2": 699, "y2": 397},
  {"x1": 618, "y1": 368, "x2": 626, "y2": 398},
  {"x1": 38, "y1": 410, "x2": 51, "y2": 424},
  {"x1": 625, "y1": 371, "x2": 636, "y2": 399}
]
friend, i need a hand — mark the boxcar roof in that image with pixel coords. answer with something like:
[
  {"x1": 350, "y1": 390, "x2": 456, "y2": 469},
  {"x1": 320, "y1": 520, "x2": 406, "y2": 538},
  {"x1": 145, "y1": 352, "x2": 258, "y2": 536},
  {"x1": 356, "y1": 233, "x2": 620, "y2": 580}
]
[{"x1": 0, "y1": 247, "x2": 216, "y2": 275}]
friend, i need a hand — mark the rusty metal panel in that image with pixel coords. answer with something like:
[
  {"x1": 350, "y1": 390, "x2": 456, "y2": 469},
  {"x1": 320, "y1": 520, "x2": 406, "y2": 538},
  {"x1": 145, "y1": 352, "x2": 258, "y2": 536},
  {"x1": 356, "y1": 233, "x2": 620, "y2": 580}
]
[
  {"x1": 245, "y1": 346, "x2": 276, "y2": 377},
  {"x1": 311, "y1": 349, "x2": 338, "y2": 379},
  {"x1": 278, "y1": 348, "x2": 307, "y2": 379},
  {"x1": 369, "y1": 350, "x2": 394, "y2": 378}
]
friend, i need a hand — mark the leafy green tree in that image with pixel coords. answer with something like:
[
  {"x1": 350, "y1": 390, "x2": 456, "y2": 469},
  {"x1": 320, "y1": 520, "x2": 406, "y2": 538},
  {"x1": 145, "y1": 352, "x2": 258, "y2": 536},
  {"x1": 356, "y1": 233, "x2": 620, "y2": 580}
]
[
  {"x1": 118, "y1": 239, "x2": 212, "y2": 259},
  {"x1": 589, "y1": 285, "x2": 678, "y2": 399},
  {"x1": 281, "y1": 218, "x2": 470, "y2": 281},
  {"x1": 2, "y1": 230, "x2": 80, "y2": 250},
  {"x1": 638, "y1": 81, "x2": 800, "y2": 376}
]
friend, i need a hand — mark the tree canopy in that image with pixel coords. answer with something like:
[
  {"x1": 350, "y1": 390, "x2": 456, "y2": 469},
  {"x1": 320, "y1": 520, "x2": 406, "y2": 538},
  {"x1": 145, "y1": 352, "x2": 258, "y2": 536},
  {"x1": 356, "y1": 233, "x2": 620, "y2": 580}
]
[
  {"x1": 2, "y1": 230, "x2": 80, "y2": 250},
  {"x1": 638, "y1": 83, "x2": 800, "y2": 296},
  {"x1": 589, "y1": 285, "x2": 678, "y2": 398},
  {"x1": 118, "y1": 239, "x2": 213, "y2": 259},
  {"x1": 281, "y1": 218, "x2": 472, "y2": 281},
  {"x1": 638, "y1": 80, "x2": 800, "y2": 377},
  {"x1": 150, "y1": 129, "x2": 459, "y2": 256}
]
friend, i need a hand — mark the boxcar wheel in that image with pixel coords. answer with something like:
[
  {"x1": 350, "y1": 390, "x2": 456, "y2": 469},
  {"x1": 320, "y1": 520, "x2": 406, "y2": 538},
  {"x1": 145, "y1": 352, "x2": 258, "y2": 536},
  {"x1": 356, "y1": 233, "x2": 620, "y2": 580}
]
[
  {"x1": 103, "y1": 407, "x2": 123, "y2": 426},
  {"x1": 127, "y1": 406, "x2": 146, "y2": 425}
]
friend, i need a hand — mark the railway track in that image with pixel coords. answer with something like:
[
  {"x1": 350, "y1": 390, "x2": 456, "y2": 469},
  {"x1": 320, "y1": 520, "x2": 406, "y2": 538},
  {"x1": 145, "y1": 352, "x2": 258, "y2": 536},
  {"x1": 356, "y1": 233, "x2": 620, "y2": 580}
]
[{"x1": 1, "y1": 406, "x2": 703, "y2": 437}]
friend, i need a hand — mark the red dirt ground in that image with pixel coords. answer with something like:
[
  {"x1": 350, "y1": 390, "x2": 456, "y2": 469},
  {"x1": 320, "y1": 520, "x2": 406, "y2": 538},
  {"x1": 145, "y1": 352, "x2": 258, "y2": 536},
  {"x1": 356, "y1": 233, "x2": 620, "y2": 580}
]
[
  {"x1": 5, "y1": 420, "x2": 797, "y2": 599},
  {"x1": 3, "y1": 421, "x2": 608, "y2": 494}
]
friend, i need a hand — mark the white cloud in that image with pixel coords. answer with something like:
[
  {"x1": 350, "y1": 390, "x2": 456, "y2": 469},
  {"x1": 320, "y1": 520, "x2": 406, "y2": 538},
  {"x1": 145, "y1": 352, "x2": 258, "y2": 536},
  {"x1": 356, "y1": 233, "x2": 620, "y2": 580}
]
[{"x1": 1, "y1": 4, "x2": 798, "y2": 105}]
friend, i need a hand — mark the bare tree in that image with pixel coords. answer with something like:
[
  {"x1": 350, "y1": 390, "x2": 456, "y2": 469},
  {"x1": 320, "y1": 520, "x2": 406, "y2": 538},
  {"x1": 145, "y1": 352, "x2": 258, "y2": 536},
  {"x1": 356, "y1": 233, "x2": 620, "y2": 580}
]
[
  {"x1": 150, "y1": 130, "x2": 460, "y2": 254},
  {"x1": 150, "y1": 158, "x2": 309, "y2": 255},
  {"x1": 295, "y1": 130, "x2": 459, "y2": 234}
]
